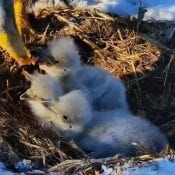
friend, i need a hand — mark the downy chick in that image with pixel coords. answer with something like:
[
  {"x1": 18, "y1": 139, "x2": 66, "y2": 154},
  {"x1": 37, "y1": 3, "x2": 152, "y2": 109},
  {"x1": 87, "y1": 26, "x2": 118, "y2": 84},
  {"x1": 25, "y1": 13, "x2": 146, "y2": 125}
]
[
  {"x1": 46, "y1": 105, "x2": 168, "y2": 158},
  {"x1": 20, "y1": 72, "x2": 64, "y2": 127},
  {"x1": 40, "y1": 36, "x2": 82, "y2": 93},
  {"x1": 76, "y1": 65, "x2": 129, "y2": 111},
  {"x1": 47, "y1": 90, "x2": 92, "y2": 139},
  {"x1": 21, "y1": 89, "x2": 91, "y2": 132},
  {"x1": 21, "y1": 72, "x2": 63, "y2": 101},
  {"x1": 41, "y1": 40, "x2": 129, "y2": 110},
  {"x1": 77, "y1": 112, "x2": 168, "y2": 158},
  {"x1": 40, "y1": 36, "x2": 81, "y2": 78},
  {"x1": 0, "y1": 0, "x2": 33, "y2": 65}
]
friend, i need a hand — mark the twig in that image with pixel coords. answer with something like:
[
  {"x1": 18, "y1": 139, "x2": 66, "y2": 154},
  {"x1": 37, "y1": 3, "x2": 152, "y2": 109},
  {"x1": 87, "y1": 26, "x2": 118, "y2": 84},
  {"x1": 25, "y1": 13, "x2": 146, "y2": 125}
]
[
  {"x1": 163, "y1": 53, "x2": 175, "y2": 86},
  {"x1": 38, "y1": 24, "x2": 50, "y2": 44},
  {"x1": 54, "y1": 13, "x2": 83, "y2": 32},
  {"x1": 130, "y1": 61, "x2": 145, "y2": 116},
  {"x1": 94, "y1": 9, "x2": 115, "y2": 21},
  {"x1": 140, "y1": 34, "x2": 173, "y2": 52},
  {"x1": 20, "y1": 140, "x2": 46, "y2": 150},
  {"x1": 48, "y1": 155, "x2": 121, "y2": 172},
  {"x1": 117, "y1": 29, "x2": 124, "y2": 41}
]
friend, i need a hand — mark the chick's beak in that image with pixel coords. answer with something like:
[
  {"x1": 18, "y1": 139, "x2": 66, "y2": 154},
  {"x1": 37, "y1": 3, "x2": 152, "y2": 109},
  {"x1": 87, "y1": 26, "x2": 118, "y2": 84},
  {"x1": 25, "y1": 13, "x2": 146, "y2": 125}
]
[{"x1": 20, "y1": 92, "x2": 31, "y2": 100}]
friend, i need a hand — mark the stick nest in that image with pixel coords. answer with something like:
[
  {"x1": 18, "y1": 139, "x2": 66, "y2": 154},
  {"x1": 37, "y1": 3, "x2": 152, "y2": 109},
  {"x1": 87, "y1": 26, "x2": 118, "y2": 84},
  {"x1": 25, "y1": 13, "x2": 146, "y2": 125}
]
[{"x1": 0, "y1": 6, "x2": 175, "y2": 174}]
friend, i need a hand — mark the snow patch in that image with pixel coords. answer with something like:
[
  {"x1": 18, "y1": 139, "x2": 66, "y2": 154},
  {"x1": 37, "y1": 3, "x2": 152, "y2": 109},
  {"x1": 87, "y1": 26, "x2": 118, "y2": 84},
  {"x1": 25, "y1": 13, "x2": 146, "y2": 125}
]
[
  {"x1": 0, "y1": 162, "x2": 14, "y2": 175},
  {"x1": 31, "y1": 0, "x2": 175, "y2": 20},
  {"x1": 123, "y1": 158, "x2": 175, "y2": 175}
]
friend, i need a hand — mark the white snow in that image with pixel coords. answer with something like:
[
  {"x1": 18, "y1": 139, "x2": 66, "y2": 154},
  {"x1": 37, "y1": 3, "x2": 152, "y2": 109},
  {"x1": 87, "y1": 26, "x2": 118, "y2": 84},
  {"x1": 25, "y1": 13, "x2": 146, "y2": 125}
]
[
  {"x1": 94, "y1": 158, "x2": 175, "y2": 175},
  {"x1": 0, "y1": 162, "x2": 14, "y2": 175},
  {"x1": 0, "y1": 158, "x2": 175, "y2": 174},
  {"x1": 123, "y1": 158, "x2": 175, "y2": 175},
  {"x1": 0, "y1": 161, "x2": 57, "y2": 174},
  {"x1": 14, "y1": 159, "x2": 33, "y2": 172},
  {"x1": 75, "y1": 0, "x2": 175, "y2": 20},
  {"x1": 102, "y1": 165, "x2": 117, "y2": 175},
  {"x1": 32, "y1": 0, "x2": 175, "y2": 21}
]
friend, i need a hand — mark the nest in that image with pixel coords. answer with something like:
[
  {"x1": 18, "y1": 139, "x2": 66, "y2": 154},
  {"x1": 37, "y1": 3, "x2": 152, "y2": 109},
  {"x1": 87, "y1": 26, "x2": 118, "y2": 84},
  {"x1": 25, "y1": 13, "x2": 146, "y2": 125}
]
[{"x1": 0, "y1": 6, "x2": 175, "y2": 174}]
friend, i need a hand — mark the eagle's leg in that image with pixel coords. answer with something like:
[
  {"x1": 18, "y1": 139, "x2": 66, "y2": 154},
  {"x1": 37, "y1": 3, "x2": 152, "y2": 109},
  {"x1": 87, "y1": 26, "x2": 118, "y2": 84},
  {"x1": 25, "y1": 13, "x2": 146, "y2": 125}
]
[
  {"x1": 0, "y1": 0, "x2": 33, "y2": 65},
  {"x1": 0, "y1": 33, "x2": 33, "y2": 65},
  {"x1": 14, "y1": 0, "x2": 37, "y2": 37}
]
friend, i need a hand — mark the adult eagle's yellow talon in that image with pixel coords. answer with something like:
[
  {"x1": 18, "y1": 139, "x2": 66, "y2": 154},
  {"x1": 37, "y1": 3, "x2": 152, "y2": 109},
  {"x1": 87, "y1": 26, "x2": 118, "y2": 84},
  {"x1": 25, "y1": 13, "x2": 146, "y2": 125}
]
[
  {"x1": 0, "y1": 32, "x2": 32, "y2": 64},
  {"x1": 14, "y1": 0, "x2": 37, "y2": 37},
  {"x1": 0, "y1": 0, "x2": 36, "y2": 65}
]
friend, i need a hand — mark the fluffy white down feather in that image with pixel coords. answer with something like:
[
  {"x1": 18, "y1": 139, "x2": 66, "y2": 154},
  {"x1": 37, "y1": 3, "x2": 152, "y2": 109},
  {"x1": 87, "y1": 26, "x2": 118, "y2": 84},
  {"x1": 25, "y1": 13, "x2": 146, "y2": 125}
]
[
  {"x1": 40, "y1": 36, "x2": 81, "y2": 77},
  {"x1": 25, "y1": 72, "x2": 63, "y2": 100},
  {"x1": 24, "y1": 88, "x2": 91, "y2": 130},
  {"x1": 77, "y1": 65, "x2": 129, "y2": 111},
  {"x1": 40, "y1": 36, "x2": 84, "y2": 93},
  {"x1": 76, "y1": 111, "x2": 168, "y2": 158},
  {"x1": 27, "y1": 90, "x2": 92, "y2": 139},
  {"x1": 48, "y1": 36, "x2": 81, "y2": 68},
  {"x1": 28, "y1": 100, "x2": 60, "y2": 128},
  {"x1": 48, "y1": 90, "x2": 92, "y2": 139}
]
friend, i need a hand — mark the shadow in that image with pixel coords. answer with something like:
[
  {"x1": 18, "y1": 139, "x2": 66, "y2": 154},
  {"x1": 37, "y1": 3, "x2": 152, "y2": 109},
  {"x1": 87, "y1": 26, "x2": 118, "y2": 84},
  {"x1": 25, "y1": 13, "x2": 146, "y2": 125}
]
[
  {"x1": 28, "y1": 13, "x2": 66, "y2": 34},
  {"x1": 122, "y1": 52, "x2": 175, "y2": 146}
]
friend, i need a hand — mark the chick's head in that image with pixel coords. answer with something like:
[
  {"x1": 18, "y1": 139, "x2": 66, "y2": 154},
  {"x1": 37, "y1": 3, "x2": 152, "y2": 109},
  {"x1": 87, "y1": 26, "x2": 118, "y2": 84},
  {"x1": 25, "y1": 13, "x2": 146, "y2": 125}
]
[
  {"x1": 21, "y1": 73, "x2": 63, "y2": 101},
  {"x1": 48, "y1": 36, "x2": 81, "y2": 71},
  {"x1": 48, "y1": 90, "x2": 92, "y2": 139},
  {"x1": 39, "y1": 63, "x2": 69, "y2": 78}
]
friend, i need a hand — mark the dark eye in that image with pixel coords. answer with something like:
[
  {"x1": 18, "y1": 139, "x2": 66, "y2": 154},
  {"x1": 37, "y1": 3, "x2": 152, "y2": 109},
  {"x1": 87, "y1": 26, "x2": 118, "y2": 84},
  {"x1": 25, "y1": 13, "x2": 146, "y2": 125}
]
[
  {"x1": 69, "y1": 125, "x2": 72, "y2": 128},
  {"x1": 33, "y1": 94, "x2": 37, "y2": 98},
  {"x1": 63, "y1": 115, "x2": 68, "y2": 120},
  {"x1": 64, "y1": 69, "x2": 67, "y2": 72},
  {"x1": 42, "y1": 101, "x2": 53, "y2": 109},
  {"x1": 55, "y1": 60, "x2": 59, "y2": 64}
]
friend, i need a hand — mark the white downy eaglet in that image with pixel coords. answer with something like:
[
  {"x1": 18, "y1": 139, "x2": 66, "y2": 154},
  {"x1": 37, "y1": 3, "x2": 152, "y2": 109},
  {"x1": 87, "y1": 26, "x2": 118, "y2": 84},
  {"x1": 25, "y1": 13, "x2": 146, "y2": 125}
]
[{"x1": 77, "y1": 65, "x2": 129, "y2": 111}]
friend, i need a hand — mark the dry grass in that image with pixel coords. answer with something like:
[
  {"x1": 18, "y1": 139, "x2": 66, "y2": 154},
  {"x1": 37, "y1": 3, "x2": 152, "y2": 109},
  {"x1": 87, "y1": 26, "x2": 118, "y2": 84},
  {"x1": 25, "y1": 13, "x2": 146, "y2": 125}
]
[{"x1": 0, "y1": 6, "x2": 175, "y2": 174}]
